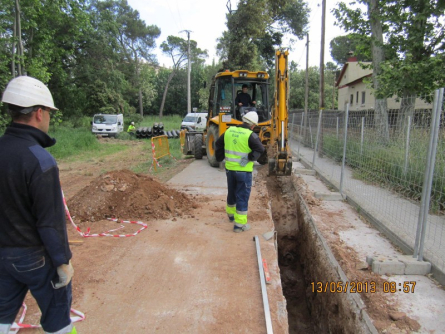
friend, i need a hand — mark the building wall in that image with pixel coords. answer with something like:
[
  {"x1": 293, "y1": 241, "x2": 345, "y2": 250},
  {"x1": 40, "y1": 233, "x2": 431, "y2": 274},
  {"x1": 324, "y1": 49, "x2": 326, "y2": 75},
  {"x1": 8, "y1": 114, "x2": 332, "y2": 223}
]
[
  {"x1": 338, "y1": 81, "x2": 374, "y2": 111},
  {"x1": 337, "y1": 62, "x2": 432, "y2": 111}
]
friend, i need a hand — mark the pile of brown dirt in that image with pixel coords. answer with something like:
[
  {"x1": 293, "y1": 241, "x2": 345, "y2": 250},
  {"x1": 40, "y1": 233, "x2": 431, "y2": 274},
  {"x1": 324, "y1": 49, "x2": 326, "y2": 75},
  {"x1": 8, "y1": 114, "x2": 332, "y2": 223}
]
[{"x1": 67, "y1": 169, "x2": 197, "y2": 222}]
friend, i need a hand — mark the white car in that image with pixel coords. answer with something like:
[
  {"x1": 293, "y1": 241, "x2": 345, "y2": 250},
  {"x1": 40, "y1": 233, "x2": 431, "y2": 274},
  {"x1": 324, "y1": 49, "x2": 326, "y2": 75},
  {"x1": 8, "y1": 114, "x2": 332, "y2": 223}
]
[
  {"x1": 91, "y1": 114, "x2": 124, "y2": 137},
  {"x1": 181, "y1": 113, "x2": 207, "y2": 130}
]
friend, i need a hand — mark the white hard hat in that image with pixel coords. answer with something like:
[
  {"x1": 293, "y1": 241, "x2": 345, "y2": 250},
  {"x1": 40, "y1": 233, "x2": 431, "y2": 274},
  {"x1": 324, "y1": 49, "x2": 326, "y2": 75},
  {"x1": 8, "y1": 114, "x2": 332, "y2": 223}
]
[
  {"x1": 242, "y1": 111, "x2": 259, "y2": 126},
  {"x1": 1, "y1": 76, "x2": 58, "y2": 110},
  {"x1": 131, "y1": 122, "x2": 134, "y2": 125}
]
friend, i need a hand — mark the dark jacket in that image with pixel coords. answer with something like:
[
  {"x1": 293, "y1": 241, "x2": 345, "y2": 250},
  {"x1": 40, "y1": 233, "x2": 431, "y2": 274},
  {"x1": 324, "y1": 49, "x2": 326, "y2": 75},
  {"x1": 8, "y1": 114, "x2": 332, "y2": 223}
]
[
  {"x1": 235, "y1": 92, "x2": 253, "y2": 107},
  {"x1": 0, "y1": 123, "x2": 72, "y2": 267},
  {"x1": 215, "y1": 124, "x2": 265, "y2": 163}
]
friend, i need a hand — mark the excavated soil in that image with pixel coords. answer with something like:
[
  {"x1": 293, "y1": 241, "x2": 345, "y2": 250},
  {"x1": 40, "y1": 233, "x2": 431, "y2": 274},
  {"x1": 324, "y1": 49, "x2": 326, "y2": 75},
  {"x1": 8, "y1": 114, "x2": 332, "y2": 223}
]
[{"x1": 67, "y1": 169, "x2": 197, "y2": 222}]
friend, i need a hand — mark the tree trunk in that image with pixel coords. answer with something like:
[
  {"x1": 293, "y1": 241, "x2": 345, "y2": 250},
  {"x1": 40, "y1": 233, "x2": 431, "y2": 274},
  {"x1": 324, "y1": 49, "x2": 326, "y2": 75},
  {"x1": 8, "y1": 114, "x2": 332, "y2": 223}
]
[
  {"x1": 138, "y1": 87, "x2": 143, "y2": 116},
  {"x1": 159, "y1": 71, "x2": 176, "y2": 118},
  {"x1": 11, "y1": 14, "x2": 16, "y2": 76},
  {"x1": 397, "y1": 92, "x2": 416, "y2": 136},
  {"x1": 368, "y1": 0, "x2": 389, "y2": 144}
]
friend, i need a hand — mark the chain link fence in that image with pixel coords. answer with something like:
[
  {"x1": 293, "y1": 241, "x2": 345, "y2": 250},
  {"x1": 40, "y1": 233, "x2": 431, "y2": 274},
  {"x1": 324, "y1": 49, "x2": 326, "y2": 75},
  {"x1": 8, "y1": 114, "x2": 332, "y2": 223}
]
[{"x1": 290, "y1": 89, "x2": 445, "y2": 282}]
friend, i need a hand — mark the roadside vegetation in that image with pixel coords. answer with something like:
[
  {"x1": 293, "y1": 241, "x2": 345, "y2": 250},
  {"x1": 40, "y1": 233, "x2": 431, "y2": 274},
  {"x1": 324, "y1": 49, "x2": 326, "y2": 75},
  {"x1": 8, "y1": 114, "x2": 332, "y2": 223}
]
[
  {"x1": 321, "y1": 131, "x2": 445, "y2": 213},
  {"x1": 46, "y1": 114, "x2": 186, "y2": 176}
]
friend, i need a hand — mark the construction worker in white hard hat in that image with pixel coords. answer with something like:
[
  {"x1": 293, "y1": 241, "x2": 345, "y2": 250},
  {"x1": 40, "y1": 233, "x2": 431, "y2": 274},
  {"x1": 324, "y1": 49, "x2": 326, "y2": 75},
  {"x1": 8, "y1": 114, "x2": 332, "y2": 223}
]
[
  {"x1": 0, "y1": 76, "x2": 76, "y2": 334},
  {"x1": 127, "y1": 121, "x2": 136, "y2": 135},
  {"x1": 215, "y1": 111, "x2": 265, "y2": 232}
]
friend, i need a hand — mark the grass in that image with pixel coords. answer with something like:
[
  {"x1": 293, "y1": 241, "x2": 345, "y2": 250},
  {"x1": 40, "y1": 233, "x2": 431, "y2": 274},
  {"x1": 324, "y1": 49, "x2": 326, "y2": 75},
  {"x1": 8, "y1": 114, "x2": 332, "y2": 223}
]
[
  {"x1": 46, "y1": 114, "x2": 184, "y2": 161},
  {"x1": 47, "y1": 126, "x2": 129, "y2": 161},
  {"x1": 321, "y1": 130, "x2": 445, "y2": 213}
]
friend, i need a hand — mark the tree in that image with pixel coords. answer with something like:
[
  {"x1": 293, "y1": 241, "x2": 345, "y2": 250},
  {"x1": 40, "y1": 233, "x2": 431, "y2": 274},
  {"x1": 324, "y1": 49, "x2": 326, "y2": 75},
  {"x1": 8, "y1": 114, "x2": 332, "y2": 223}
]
[
  {"x1": 159, "y1": 36, "x2": 207, "y2": 117},
  {"x1": 217, "y1": 0, "x2": 310, "y2": 70},
  {"x1": 334, "y1": 0, "x2": 445, "y2": 136},
  {"x1": 92, "y1": 0, "x2": 160, "y2": 116},
  {"x1": 330, "y1": 34, "x2": 372, "y2": 65}
]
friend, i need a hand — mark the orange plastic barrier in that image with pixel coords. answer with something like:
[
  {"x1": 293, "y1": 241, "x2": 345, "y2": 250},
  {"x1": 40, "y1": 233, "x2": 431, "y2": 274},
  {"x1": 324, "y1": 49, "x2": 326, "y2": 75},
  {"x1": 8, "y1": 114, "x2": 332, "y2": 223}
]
[
  {"x1": 179, "y1": 129, "x2": 187, "y2": 154},
  {"x1": 151, "y1": 135, "x2": 173, "y2": 171}
]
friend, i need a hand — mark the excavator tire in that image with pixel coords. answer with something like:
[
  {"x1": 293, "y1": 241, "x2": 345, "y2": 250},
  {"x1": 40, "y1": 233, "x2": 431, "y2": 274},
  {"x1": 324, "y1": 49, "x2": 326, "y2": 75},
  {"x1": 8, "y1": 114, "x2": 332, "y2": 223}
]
[
  {"x1": 194, "y1": 134, "x2": 203, "y2": 160},
  {"x1": 206, "y1": 125, "x2": 220, "y2": 167}
]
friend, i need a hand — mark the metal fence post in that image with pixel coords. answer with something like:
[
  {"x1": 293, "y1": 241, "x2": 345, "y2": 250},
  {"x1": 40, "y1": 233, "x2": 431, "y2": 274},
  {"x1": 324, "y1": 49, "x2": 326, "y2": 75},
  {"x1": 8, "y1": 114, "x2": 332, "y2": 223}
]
[
  {"x1": 340, "y1": 104, "x2": 349, "y2": 196},
  {"x1": 309, "y1": 117, "x2": 313, "y2": 148},
  {"x1": 404, "y1": 116, "x2": 412, "y2": 175},
  {"x1": 336, "y1": 117, "x2": 339, "y2": 139},
  {"x1": 298, "y1": 112, "x2": 304, "y2": 159},
  {"x1": 312, "y1": 109, "x2": 323, "y2": 169},
  {"x1": 413, "y1": 92, "x2": 438, "y2": 258},
  {"x1": 417, "y1": 88, "x2": 444, "y2": 261},
  {"x1": 360, "y1": 117, "x2": 365, "y2": 155}
]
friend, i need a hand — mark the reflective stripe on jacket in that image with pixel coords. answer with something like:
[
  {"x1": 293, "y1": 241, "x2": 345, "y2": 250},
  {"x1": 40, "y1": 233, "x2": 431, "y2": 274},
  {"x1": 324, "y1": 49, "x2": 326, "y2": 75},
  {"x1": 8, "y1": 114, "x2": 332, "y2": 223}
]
[{"x1": 224, "y1": 126, "x2": 253, "y2": 172}]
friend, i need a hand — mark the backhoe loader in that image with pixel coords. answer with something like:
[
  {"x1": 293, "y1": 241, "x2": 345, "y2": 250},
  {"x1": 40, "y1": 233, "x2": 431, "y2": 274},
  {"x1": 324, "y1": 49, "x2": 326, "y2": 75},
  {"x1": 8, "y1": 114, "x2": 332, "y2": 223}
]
[{"x1": 183, "y1": 49, "x2": 292, "y2": 176}]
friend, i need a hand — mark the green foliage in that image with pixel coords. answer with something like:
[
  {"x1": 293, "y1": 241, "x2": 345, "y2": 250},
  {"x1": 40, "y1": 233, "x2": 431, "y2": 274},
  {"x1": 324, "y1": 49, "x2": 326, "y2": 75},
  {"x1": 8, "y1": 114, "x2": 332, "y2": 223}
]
[
  {"x1": 322, "y1": 131, "x2": 445, "y2": 213},
  {"x1": 158, "y1": 35, "x2": 207, "y2": 117},
  {"x1": 288, "y1": 64, "x2": 338, "y2": 109},
  {"x1": 329, "y1": 34, "x2": 372, "y2": 65},
  {"x1": 333, "y1": 0, "x2": 445, "y2": 98},
  {"x1": 217, "y1": 0, "x2": 310, "y2": 70}
]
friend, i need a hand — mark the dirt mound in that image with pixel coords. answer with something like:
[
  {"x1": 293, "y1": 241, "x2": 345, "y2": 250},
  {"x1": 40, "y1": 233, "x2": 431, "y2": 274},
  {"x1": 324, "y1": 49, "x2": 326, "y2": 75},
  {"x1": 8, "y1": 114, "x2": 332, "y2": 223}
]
[{"x1": 67, "y1": 169, "x2": 196, "y2": 222}]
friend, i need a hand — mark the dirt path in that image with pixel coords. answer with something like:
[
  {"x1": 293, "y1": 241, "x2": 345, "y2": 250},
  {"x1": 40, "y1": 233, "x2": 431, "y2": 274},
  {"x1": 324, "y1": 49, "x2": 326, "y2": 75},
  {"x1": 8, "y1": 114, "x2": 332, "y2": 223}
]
[{"x1": 19, "y1": 141, "x2": 289, "y2": 333}]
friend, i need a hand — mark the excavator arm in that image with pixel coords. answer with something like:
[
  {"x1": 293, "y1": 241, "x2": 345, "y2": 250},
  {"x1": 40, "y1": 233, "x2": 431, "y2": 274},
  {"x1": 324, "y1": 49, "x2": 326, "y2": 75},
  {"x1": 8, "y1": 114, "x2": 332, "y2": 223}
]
[{"x1": 268, "y1": 49, "x2": 293, "y2": 176}]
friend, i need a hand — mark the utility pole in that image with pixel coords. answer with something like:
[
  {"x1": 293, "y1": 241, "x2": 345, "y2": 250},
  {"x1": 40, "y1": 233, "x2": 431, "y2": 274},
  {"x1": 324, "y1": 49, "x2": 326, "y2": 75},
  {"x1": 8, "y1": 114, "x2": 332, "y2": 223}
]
[
  {"x1": 181, "y1": 30, "x2": 192, "y2": 114},
  {"x1": 318, "y1": 0, "x2": 326, "y2": 157}
]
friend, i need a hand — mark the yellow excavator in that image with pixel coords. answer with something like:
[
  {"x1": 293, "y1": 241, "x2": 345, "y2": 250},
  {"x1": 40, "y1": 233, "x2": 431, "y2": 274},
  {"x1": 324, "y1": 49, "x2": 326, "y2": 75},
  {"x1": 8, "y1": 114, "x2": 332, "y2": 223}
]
[{"x1": 183, "y1": 49, "x2": 292, "y2": 176}]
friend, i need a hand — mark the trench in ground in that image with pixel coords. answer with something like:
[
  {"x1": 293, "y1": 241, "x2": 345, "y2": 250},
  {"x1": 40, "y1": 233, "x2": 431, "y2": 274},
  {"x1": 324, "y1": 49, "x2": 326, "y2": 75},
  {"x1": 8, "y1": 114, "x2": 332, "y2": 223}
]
[{"x1": 266, "y1": 175, "x2": 368, "y2": 333}]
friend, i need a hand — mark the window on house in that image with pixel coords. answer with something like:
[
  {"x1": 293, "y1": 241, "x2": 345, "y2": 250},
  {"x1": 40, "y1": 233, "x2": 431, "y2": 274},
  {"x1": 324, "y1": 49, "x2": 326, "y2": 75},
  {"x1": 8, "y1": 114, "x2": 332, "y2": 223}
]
[
  {"x1": 356, "y1": 91, "x2": 359, "y2": 104},
  {"x1": 350, "y1": 94, "x2": 353, "y2": 104},
  {"x1": 362, "y1": 91, "x2": 365, "y2": 104}
]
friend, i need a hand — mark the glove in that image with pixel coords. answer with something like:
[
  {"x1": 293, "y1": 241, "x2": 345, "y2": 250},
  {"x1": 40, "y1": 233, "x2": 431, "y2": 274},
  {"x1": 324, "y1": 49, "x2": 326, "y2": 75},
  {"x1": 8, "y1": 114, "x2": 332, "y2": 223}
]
[
  {"x1": 54, "y1": 260, "x2": 74, "y2": 289},
  {"x1": 239, "y1": 157, "x2": 249, "y2": 167}
]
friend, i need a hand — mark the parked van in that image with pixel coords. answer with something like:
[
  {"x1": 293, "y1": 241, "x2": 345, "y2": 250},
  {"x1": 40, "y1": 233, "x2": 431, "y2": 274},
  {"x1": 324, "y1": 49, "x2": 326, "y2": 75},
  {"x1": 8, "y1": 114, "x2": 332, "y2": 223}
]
[
  {"x1": 91, "y1": 114, "x2": 124, "y2": 137},
  {"x1": 181, "y1": 112, "x2": 207, "y2": 130}
]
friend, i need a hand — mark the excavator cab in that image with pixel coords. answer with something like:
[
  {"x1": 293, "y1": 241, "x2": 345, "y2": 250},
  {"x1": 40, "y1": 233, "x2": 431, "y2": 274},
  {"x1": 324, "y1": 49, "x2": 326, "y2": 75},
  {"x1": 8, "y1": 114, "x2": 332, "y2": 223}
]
[
  {"x1": 204, "y1": 70, "x2": 272, "y2": 167},
  {"x1": 191, "y1": 50, "x2": 292, "y2": 176}
]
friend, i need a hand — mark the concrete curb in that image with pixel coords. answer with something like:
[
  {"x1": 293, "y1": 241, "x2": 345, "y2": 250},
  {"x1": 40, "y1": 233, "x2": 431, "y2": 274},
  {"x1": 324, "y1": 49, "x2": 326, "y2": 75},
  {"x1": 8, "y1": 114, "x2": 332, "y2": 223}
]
[{"x1": 294, "y1": 154, "x2": 445, "y2": 286}]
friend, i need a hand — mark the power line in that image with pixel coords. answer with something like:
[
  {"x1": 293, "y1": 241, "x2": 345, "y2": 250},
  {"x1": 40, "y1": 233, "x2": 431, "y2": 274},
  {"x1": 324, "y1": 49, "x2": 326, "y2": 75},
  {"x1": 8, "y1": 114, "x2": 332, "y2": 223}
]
[
  {"x1": 166, "y1": 0, "x2": 181, "y2": 31},
  {"x1": 175, "y1": 0, "x2": 184, "y2": 31}
]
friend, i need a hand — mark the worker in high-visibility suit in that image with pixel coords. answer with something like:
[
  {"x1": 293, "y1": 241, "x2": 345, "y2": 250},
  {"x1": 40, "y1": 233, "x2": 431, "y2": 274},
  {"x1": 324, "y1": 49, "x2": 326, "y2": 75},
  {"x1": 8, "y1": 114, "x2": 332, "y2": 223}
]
[
  {"x1": 127, "y1": 121, "x2": 136, "y2": 135},
  {"x1": 215, "y1": 111, "x2": 265, "y2": 232}
]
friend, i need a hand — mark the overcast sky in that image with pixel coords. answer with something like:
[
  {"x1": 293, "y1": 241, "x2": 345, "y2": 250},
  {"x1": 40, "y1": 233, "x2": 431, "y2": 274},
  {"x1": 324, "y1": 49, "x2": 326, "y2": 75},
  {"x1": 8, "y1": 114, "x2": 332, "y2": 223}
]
[{"x1": 126, "y1": 0, "x2": 348, "y2": 69}]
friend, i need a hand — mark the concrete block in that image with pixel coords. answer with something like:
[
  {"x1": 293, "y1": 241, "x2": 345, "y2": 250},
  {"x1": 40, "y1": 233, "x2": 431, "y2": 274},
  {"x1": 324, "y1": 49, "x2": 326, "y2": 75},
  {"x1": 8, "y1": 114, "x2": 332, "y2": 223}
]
[
  {"x1": 398, "y1": 255, "x2": 431, "y2": 275},
  {"x1": 293, "y1": 168, "x2": 316, "y2": 176},
  {"x1": 314, "y1": 192, "x2": 344, "y2": 201},
  {"x1": 372, "y1": 257, "x2": 405, "y2": 275}
]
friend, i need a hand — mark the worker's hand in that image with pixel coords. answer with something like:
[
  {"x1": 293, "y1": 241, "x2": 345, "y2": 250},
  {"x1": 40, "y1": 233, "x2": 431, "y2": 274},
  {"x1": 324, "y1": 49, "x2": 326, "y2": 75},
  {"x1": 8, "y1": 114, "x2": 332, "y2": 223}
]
[
  {"x1": 238, "y1": 103, "x2": 243, "y2": 106},
  {"x1": 54, "y1": 260, "x2": 74, "y2": 289},
  {"x1": 252, "y1": 101, "x2": 256, "y2": 105},
  {"x1": 239, "y1": 157, "x2": 249, "y2": 167}
]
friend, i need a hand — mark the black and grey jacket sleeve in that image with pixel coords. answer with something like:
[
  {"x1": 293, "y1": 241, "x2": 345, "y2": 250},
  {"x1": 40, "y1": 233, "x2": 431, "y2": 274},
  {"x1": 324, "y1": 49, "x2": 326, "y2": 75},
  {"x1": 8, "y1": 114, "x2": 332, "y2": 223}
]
[{"x1": 247, "y1": 132, "x2": 265, "y2": 161}]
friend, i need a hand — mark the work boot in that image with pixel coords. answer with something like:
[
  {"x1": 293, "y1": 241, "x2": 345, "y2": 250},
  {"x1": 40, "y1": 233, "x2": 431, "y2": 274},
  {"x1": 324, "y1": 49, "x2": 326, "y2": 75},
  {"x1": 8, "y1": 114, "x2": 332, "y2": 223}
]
[
  {"x1": 233, "y1": 224, "x2": 251, "y2": 233},
  {"x1": 228, "y1": 215, "x2": 234, "y2": 222}
]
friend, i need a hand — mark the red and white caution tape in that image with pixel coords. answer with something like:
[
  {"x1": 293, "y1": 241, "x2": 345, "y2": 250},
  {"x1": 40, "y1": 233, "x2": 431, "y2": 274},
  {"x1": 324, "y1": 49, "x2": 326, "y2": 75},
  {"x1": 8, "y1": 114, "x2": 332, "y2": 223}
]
[
  {"x1": 10, "y1": 303, "x2": 85, "y2": 333},
  {"x1": 63, "y1": 191, "x2": 148, "y2": 238},
  {"x1": 151, "y1": 141, "x2": 162, "y2": 168}
]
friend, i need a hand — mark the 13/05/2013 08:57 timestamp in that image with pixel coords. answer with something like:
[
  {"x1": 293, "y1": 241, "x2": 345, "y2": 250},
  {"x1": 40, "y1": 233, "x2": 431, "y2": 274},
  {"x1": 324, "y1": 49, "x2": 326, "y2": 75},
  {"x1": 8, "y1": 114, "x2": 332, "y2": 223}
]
[{"x1": 311, "y1": 281, "x2": 417, "y2": 294}]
